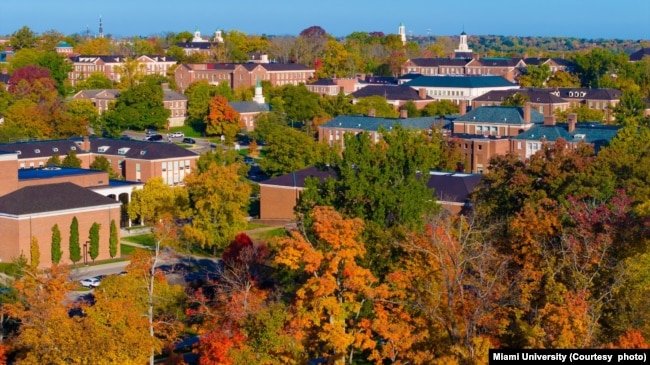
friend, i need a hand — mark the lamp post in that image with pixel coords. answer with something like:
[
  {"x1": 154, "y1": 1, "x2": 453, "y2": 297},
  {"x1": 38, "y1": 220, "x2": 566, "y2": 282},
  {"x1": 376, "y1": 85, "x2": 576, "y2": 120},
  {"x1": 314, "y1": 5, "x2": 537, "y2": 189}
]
[{"x1": 84, "y1": 241, "x2": 89, "y2": 266}]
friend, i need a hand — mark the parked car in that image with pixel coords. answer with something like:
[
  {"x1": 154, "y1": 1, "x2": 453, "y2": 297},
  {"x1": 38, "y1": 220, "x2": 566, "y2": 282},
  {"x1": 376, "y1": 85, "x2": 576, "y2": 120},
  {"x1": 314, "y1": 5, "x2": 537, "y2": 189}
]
[
  {"x1": 80, "y1": 277, "x2": 101, "y2": 288},
  {"x1": 147, "y1": 134, "x2": 163, "y2": 142},
  {"x1": 171, "y1": 131, "x2": 184, "y2": 138},
  {"x1": 182, "y1": 137, "x2": 196, "y2": 144}
]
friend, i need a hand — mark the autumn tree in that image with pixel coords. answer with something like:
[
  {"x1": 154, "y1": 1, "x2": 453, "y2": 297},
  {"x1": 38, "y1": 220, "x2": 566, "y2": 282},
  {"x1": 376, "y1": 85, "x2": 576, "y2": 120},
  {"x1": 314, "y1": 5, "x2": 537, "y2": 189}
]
[
  {"x1": 74, "y1": 37, "x2": 113, "y2": 55},
  {"x1": 69, "y1": 216, "x2": 81, "y2": 264},
  {"x1": 274, "y1": 207, "x2": 378, "y2": 364},
  {"x1": 205, "y1": 95, "x2": 242, "y2": 144},
  {"x1": 183, "y1": 157, "x2": 251, "y2": 254},
  {"x1": 62, "y1": 99, "x2": 100, "y2": 135},
  {"x1": 50, "y1": 224, "x2": 62, "y2": 265},
  {"x1": 29, "y1": 237, "x2": 40, "y2": 270},
  {"x1": 128, "y1": 177, "x2": 190, "y2": 226}
]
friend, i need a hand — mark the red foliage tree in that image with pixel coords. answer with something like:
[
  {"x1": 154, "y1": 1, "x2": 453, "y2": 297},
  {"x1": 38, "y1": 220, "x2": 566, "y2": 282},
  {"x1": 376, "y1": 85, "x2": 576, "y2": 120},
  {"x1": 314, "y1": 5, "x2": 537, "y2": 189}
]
[{"x1": 8, "y1": 65, "x2": 55, "y2": 95}]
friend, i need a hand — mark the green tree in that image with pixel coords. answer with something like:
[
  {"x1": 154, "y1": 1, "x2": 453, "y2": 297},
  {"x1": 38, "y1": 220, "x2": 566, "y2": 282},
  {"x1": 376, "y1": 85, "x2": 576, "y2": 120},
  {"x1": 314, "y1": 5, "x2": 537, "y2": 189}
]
[
  {"x1": 29, "y1": 236, "x2": 40, "y2": 269},
  {"x1": 36, "y1": 51, "x2": 72, "y2": 96},
  {"x1": 547, "y1": 70, "x2": 581, "y2": 88},
  {"x1": 10, "y1": 26, "x2": 37, "y2": 50},
  {"x1": 351, "y1": 95, "x2": 399, "y2": 118},
  {"x1": 278, "y1": 84, "x2": 323, "y2": 123},
  {"x1": 102, "y1": 77, "x2": 170, "y2": 135},
  {"x1": 37, "y1": 29, "x2": 64, "y2": 52},
  {"x1": 555, "y1": 104, "x2": 605, "y2": 123},
  {"x1": 74, "y1": 71, "x2": 114, "y2": 91},
  {"x1": 88, "y1": 222, "x2": 100, "y2": 263},
  {"x1": 399, "y1": 100, "x2": 420, "y2": 118},
  {"x1": 183, "y1": 159, "x2": 251, "y2": 254},
  {"x1": 502, "y1": 92, "x2": 531, "y2": 107},
  {"x1": 109, "y1": 220, "x2": 118, "y2": 259},
  {"x1": 62, "y1": 99, "x2": 100, "y2": 135},
  {"x1": 50, "y1": 224, "x2": 62, "y2": 265},
  {"x1": 61, "y1": 150, "x2": 82, "y2": 168},
  {"x1": 90, "y1": 155, "x2": 121, "y2": 179},
  {"x1": 613, "y1": 89, "x2": 647, "y2": 126},
  {"x1": 185, "y1": 80, "x2": 218, "y2": 127},
  {"x1": 421, "y1": 99, "x2": 460, "y2": 117},
  {"x1": 46, "y1": 154, "x2": 61, "y2": 167},
  {"x1": 518, "y1": 64, "x2": 551, "y2": 87},
  {"x1": 69, "y1": 216, "x2": 81, "y2": 264}
]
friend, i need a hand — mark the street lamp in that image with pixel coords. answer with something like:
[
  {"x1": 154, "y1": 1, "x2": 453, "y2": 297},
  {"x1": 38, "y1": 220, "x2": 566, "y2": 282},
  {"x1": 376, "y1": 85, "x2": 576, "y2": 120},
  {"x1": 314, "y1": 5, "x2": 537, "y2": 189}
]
[{"x1": 84, "y1": 241, "x2": 89, "y2": 266}]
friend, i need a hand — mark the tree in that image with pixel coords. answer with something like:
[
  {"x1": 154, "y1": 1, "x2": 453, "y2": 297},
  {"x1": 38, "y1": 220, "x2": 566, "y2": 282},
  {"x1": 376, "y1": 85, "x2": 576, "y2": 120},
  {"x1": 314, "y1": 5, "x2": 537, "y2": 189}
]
[
  {"x1": 50, "y1": 224, "x2": 62, "y2": 265},
  {"x1": 128, "y1": 177, "x2": 190, "y2": 226},
  {"x1": 421, "y1": 99, "x2": 463, "y2": 117},
  {"x1": 547, "y1": 70, "x2": 580, "y2": 88},
  {"x1": 61, "y1": 150, "x2": 82, "y2": 168},
  {"x1": 518, "y1": 64, "x2": 551, "y2": 87},
  {"x1": 613, "y1": 89, "x2": 647, "y2": 126},
  {"x1": 74, "y1": 37, "x2": 112, "y2": 55},
  {"x1": 183, "y1": 159, "x2": 251, "y2": 254},
  {"x1": 29, "y1": 237, "x2": 40, "y2": 270},
  {"x1": 8, "y1": 65, "x2": 55, "y2": 96},
  {"x1": 109, "y1": 220, "x2": 118, "y2": 259},
  {"x1": 88, "y1": 222, "x2": 100, "y2": 263},
  {"x1": 36, "y1": 51, "x2": 72, "y2": 96},
  {"x1": 10, "y1": 26, "x2": 37, "y2": 50},
  {"x1": 205, "y1": 95, "x2": 242, "y2": 144},
  {"x1": 350, "y1": 95, "x2": 398, "y2": 118},
  {"x1": 90, "y1": 155, "x2": 121, "y2": 179},
  {"x1": 69, "y1": 216, "x2": 81, "y2": 264},
  {"x1": 37, "y1": 29, "x2": 64, "y2": 51},
  {"x1": 279, "y1": 84, "x2": 323, "y2": 123},
  {"x1": 45, "y1": 154, "x2": 61, "y2": 167},
  {"x1": 502, "y1": 92, "x2": 531, "y2": 107},
  {"x1": 102, "y1": 77, "x2": 170, "y2": 135},
  {"x1": 274, "y1": 207, "x2": 378, "y2": 364},
  {"x1": 74, "y1": 71, "x2": 114, "y2": 91}
]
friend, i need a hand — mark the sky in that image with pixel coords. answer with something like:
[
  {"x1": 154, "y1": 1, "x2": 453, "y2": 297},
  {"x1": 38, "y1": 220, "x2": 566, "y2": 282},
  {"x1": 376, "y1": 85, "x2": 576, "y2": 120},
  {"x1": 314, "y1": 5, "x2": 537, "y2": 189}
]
[{"x1": 1, "y1": 0, "x2": 649, "y2": 40}]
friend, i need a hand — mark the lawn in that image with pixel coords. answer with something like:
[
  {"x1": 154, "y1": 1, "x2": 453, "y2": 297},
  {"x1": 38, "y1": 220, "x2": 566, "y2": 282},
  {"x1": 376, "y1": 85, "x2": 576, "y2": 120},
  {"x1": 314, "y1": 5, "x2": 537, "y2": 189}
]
[
  {"x1": 168, "y1": 126, "x2": 202, "y2": 138},
  {"x1": 246, "y1": 222, "x2": 269, "y2": 230},
  {"x1": 248, "y1": 227, "x2": 288, "y2": 241},
  {"x1": 121, "y1": 234, "x2": 156, "y2": 247}
]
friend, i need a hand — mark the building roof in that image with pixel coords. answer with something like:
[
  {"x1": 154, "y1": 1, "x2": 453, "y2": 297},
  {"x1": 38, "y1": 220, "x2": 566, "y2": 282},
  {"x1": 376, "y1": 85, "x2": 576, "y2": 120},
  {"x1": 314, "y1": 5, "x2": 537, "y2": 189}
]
[
  {"x1": 0, "y1": 137, "x2": 198, "y2": 161},
  {"x1": 473, "y1": 88, "x2": 567, "y2": 104},
  {"x1": 360, "y1": 75, "x2": 398, "y2": 85},
  {"x1": 404, "y1": 75, "x2": 517, "y2": 88},
  {"x1": 552, "y1": 87, "x2": 622, "y2": 101},
  {"x1": 260, "y1": 63, "x2": 314, "y2": 72},
  {"x1": 259, "y1": 166, "x2": 336, "y2": 188},
  {"x1": 309, "y1": 79, "x2": 338, "y2": 86},
  {"x1": 321, "y1": 115, "x2": 449, "y2": 132},
  {"x1": 406, "y1": 58, "x2": 471, "y2": 67},
  {"x1": 455, "y1": 105, "x2": 544, "y2": 124},
  {"x1": 470, "y1": 57, "x2": 522, "y2": 67},
  {"x1": 163, "y1": 89, "x2": 187, "y2": 101},
  {"x1": 351, "y1": 85, "x2": 431, "y2": 101},
  {"x1": 229, "y1": 101, "x2": 270, "y2": 113},
  {"x1": 629, "y1": 48, "x2": 650, "y2": 62},
  {"x1": 427, "y1": 171, "x2": 483, "y2": 204},
  {"x1": 73, "y1": 89, "x2": 119, "y2": 100},
  {"x1": 0, "y1": 182, "x2": 119, "y2": 216},
  {"x1": 513, "y1": 122, "x2": 622, "y2": 151},
  {"x1": 56, "y1": 41, "x2": 73, "y2": 48},
  {"x1": 175, "y1": 41, "x2": 218, "y2": 50},
  {"x1": 18, "y1": 166, "x2": 105, "y2": 181}
]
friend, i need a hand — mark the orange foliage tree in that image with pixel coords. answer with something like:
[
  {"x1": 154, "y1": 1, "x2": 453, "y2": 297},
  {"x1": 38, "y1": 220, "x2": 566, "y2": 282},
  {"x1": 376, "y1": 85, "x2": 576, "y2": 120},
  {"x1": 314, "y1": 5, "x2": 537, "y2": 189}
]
[
  {"x1": 274, "y1": 206, "x2": 378, "y2": 364},
  {"x1": 205, "y1": 95, "x2": 242, "y2": 144}
]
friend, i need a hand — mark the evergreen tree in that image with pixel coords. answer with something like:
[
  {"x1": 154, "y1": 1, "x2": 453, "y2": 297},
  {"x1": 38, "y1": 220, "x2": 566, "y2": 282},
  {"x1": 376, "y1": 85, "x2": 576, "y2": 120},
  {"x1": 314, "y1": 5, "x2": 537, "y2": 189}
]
[
  {"x1": 29, "y1": 236, "x2": 40, "y2": 270},
  {"x1": 51, "y1": 224, "x2": 62, "y2": 264},
  {"x1": 69, "y1": 217, "x2": 81, "y2": 264},
  {"x1": 89, "y1": 222, "x2": 100, "y2": 263},
  {"x1": 109, "y1": 220, "x2": 118, "y2": 259}
]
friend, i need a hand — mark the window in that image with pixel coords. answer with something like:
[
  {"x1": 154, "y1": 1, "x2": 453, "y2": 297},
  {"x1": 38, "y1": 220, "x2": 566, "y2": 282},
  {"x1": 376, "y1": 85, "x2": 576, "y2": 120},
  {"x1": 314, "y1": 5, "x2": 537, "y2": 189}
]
[
  {"x1": 478, "y1": 145, "x2": 483, "y2": 150},
  {"x1": 162, "y1": 163, "x2": 166, "y2": 172},
  {"x1": 517, "y1": 142, "x2": 522, "y2": 149},
  {"x1": 97, "y1": 146, "x2": 109, "y2": 153},
  {"x1": 118, "y1": 147, "x2": 130, "y2": 155}
]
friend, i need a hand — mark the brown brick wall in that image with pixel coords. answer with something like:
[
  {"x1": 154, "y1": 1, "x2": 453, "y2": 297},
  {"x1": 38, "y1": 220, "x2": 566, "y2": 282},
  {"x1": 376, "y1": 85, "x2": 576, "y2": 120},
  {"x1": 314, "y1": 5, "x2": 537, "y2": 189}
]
[
  {"x1": 0, "y1": 205, "x2": 121, "y2": 268},
  {"x1": 259, "y1": 185, "x2": 301, "y2": 221}
]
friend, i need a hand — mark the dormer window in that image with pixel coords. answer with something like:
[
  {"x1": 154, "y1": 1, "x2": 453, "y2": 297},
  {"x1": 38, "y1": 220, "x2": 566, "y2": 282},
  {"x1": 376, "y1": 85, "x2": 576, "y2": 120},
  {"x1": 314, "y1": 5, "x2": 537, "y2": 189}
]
[
  {"x1": 118, "y1": 147, "x2": 130, "y2": 155},
  {"x1": 97, "y1": 146, "x2": 110, "y2": 153},
  {"x1": 16, "y1": 150, "x2": 21, "y2": 155},
  {"x1": 70, "y1": 146, "x2": 76, "y2": 151}
]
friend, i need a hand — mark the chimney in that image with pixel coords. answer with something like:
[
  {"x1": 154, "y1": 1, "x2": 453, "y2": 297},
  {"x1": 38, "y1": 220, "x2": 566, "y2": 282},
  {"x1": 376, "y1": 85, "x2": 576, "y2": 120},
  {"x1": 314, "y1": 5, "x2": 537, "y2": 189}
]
[
  {"x1": 459, "y1": 100, "x2": 467, "y2": 116},
  {"x1": 368, "y1": 108, "x2": 376, "y2": 117},
  {"x1": 543, "y1": 115, "x2": 556, "y2": 126},
  {"x1": 82, "y1": 135, "x2": 91, "y2": 151},
  {"x1": 418, "y1": 88, "x2": 426, "y2": 99},
  {"x1": 568, "y1": 113, "x2": 577, "y2": 132},
  {"x1": 400, "y1": 109, "x2": 408, "y2": 119},
  {"x1": 523, "y1": 102, "x2": 531, "y2": 123}
]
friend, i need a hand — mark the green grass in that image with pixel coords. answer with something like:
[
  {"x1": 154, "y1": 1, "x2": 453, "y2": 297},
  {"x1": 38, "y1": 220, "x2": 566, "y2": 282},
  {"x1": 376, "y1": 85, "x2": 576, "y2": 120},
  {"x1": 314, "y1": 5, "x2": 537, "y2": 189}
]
[
  {"x1": 246, "y1": 222, "x2": 269, "y2": 230},
  {"x1": 168, "y1": 126, "x2": 202, "y2": 138},
  {"x1": 121, "y1": 234, "x2": 155, "y2": 247},
  {"x1": 249, "y1": 227, "x2": 288, "y2": 241}
]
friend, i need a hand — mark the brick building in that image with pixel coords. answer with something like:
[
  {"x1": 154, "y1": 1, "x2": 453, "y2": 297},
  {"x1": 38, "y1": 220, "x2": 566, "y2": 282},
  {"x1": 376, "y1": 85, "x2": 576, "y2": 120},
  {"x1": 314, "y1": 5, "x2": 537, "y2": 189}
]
[{"x1": 68, "y1": 55, "x2": 177, "y2": 87}]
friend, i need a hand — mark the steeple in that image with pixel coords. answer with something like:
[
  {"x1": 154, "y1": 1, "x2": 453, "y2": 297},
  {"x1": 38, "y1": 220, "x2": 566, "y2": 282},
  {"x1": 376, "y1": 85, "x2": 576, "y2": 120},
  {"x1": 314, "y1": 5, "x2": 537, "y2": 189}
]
[
  {"x1": 454, "y1": 29, "x2": 473, "y2": 59},
  {"x1": 98, "y1": 16, "x2": 104, "y2": 38},
  {"x1": 398, "y1": 22, "x2": 406, "y2": 45},
  {"x1": 253, "y1": 77, "x2": 265, "y2": 104}
]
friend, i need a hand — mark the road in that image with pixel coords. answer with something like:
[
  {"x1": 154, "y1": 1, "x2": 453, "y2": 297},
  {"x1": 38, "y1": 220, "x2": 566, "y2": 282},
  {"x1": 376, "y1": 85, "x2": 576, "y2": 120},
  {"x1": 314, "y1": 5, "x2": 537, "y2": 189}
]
[{"x1": 120, "y1": 130, "x2": 215, "y2": 154}]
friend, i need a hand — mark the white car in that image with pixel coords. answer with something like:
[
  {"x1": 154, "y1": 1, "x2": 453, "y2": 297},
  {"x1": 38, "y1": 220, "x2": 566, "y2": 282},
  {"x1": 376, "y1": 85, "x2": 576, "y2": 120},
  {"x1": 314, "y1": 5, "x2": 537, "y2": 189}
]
[
  {"x1": 171, "y1": 132, "x2": 184, "y2": 138},
  {"x1": 80, "y1": 277, "x2": 101, "y2": 288}
]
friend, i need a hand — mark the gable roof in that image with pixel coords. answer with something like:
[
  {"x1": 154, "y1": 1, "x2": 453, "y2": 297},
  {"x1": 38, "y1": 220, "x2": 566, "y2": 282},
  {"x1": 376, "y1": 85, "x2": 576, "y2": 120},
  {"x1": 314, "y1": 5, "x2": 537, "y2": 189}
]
[
  {"x1": 406, "y1": 58, "x2": 470, "y2": 67},
  {"x1": 552, "y1": 87, "x2": 622, "y2": 100},
  {"x1": 513, "y1": 122, "x2": 621, "y2": 151},
  {"x1": 351, "y1": 85, "x2": 431, "y2": 101},
  {"x1": 321, "y1": 115, "x2": 449, "y2": 132},
  {"x1": 404, "y1": 75, "x2": 517, "y2": 88},
  {"x1": 229, "y1": 101, "x2": 270, "y2": 113},
  {"x1": 0, "y1": 182, "x2": 119, "y2": 216},
  {"x1": 1, "y1": 139, "x2": 88, "y2": 158},
  {"x1": 455, "y1": 105, "x2": 544, "y2": 124},
  {"x1": 472, "y1": 88, "x2": 567, "y2": 104},
  {"x1": 427, "y1": 172, "x2": 483, "y2": 204},
  {"x1": 469, "y1": 58, "x2": 523, "y2": 67},
  {"x1": 630, "y1": 48, "x2": 650, "y2": 62},
  {"x1": 259, "y1": 166, "x2": 336, "y2": 188}
]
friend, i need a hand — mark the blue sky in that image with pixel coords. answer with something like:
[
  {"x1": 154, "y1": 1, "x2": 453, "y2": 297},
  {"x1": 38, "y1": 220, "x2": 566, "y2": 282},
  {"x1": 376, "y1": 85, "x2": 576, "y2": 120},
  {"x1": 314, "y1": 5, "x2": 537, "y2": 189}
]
[{"x1": 1, "y1": 0, "x2": 649, "y2": 40}]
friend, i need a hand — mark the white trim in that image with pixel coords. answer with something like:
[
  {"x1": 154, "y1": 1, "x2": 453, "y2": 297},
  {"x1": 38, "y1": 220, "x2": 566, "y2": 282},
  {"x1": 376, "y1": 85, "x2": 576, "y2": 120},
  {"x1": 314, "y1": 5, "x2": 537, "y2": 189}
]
[
  {"x1": 0, "y1": 203, "x2": 121, "y2": 220},
  {"x1": 258, "y1": 184, "x2": 305, "y2": 191}
]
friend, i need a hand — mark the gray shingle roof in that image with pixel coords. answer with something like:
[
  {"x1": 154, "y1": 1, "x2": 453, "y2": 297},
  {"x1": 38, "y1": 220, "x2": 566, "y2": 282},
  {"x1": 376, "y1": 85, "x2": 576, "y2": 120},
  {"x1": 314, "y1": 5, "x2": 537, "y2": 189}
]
[
  {"x1": 513, "y1": 122, "x2": 622, "y2": 151},
  {"x1": 351, "y1": 85, "x2": 430, "y2": 100},
  {"x1": 0, "y1": 182, "x2": 119, "y2": 215},
  {"x1": 321, "y1": 115, "x2": 449, "y2": 132},
  {"x1": 229, "y1": 101, "x2": 270, "y2": 113},
  {"x1": 630, "y1": 48, "x2": 650, "y2": 62},
  {"x1": 427, "y1": 172, "x2": 483, "y2": 204},
  {"x1": 472, "y1": 88, "x2": 567, "y2": 104},
  {"x1": 404, "y1": 75, "x2": 517, "y2": 88},
  {"x1": 259, "y1": 166, "x2": 336, "y2": 188},
  {"x1": 455, "y1": 106, "x2": 544, "y2": 124},
  {"x1": 407, "y1": 58, "x2": 470, "y2": 67},
  {"x1": 553, "y1": 88, "x2": 622, "y2": 100}
]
